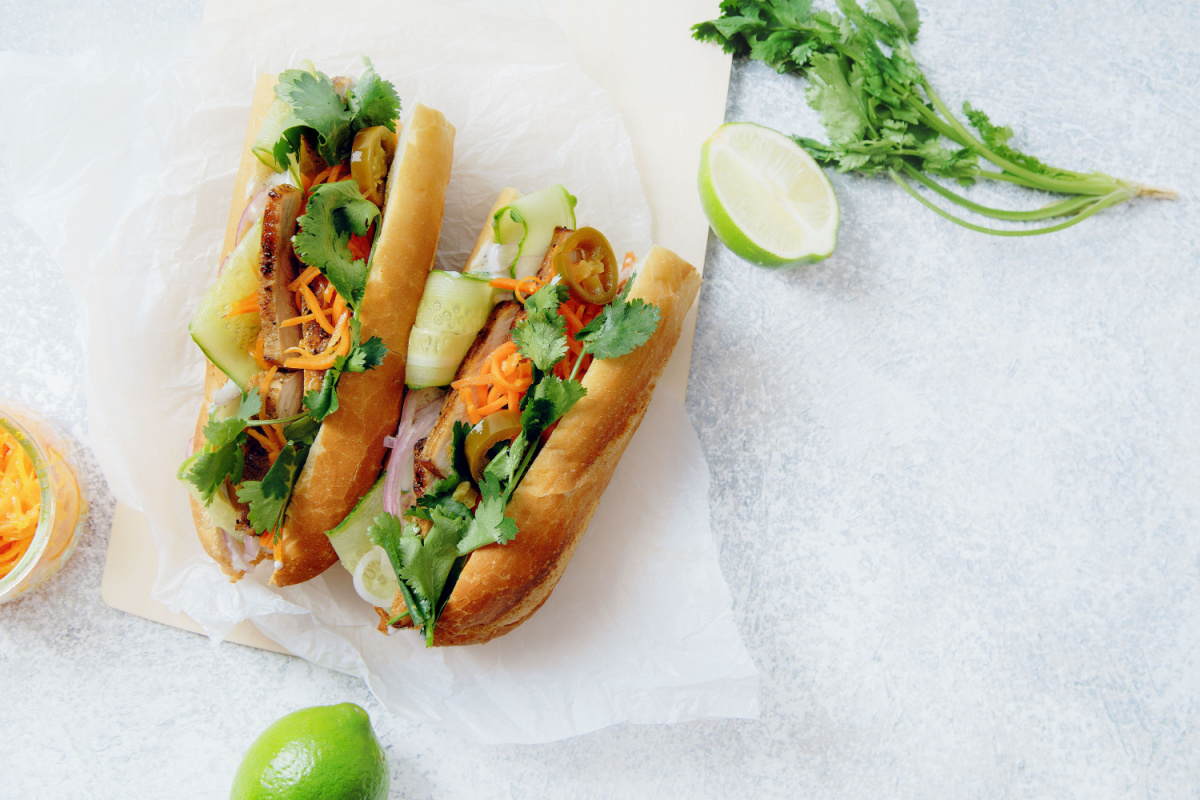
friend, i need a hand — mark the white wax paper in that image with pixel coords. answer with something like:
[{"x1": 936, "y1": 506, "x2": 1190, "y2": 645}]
[{"x1": 0, "y1": 1, "x2": 758, "y2": 742}]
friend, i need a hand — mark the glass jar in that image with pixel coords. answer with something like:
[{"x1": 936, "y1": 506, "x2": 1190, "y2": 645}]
[{"x1": 0, "y1": 402, "x2": 87, "y2": 603}]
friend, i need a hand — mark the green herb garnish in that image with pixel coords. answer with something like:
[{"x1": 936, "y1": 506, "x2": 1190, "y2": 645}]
[
  {"x1": 271, "y1": 57, "x2": 400, "y2": 169},
  {"x1": 693, "y1": 0, "x2": 1175, "y2": 235}
]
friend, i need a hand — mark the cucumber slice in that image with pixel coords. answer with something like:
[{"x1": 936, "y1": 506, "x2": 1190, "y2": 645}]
[
  {"x1": 328, "y1": 475, "x2": 400, "y2": 607},
  {"x1": 492, "y1": 185, "x2": 577, "y2": 279},
  {"x1": 189, "y1": 220, "x2": 263, "y2": 387},
  {"x1": 405, "y1": 270, "x2": 497, "y2": 388},
  {"x1": 177, "y1": 452, "x2": 241, "y2": 535},
  {"x1": 251, "y1": 97, "x2": 293, "y2": 172}
]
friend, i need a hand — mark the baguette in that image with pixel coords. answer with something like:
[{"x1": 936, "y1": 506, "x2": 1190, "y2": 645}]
[
  {"x1": 185, "y1": 67, "x2": 454, "y2": 585},
  {"x1": 392, "y1": 246, "x2": 701, "y2": 646}
]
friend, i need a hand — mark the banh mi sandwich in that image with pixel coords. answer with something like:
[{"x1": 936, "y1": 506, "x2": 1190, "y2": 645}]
[
  {"x1": 178, "y1": 58, "x2": 455, "y2": 586},
  {"x1": 323, "y1": 186, "x2": 702, "y2": 646}
]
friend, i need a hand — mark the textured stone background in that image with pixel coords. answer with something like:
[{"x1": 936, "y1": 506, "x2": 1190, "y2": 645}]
[{"x1": 2, "y1": 1, "x2": 1198, "y2": 797}]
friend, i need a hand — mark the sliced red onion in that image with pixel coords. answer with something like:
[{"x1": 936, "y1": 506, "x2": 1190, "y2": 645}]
[
  {"x1": 216, "y1": 252, "x2": 230, "y2": 277},
  {"x1": 235, "y1": 189, "x2": 271, "y2": 245},
  {"x1": 383, "y1": 436, "x2": 398, "y2": 449},
  {"x1": 382, "y1": 391, "x2": 444, "y2": 516},
  {"x1": 243, "y1": 536, "x2": 260, "y2": 563}
]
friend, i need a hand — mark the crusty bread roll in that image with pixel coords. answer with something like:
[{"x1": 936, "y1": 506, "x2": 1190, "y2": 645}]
[
  {"x1": 419, "y1": 246, "x2": 702, "y2": 646},
  {"x1": 187, "y1": 73, "x2": 455, "y2": 585}
]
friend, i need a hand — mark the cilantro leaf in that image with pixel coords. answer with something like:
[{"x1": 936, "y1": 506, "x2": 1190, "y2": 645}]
[
  {"x1": 303, "y1": 368, "x2": 340, "y2": 422},
  {"x1": 450, "y1": 421, "x2": 473, "y2": 483},
  {"x1": 368, "y1": 512, "x2": 428, "y2": 627},
  {"x1": 482, "y1": 437, "x2": 526, "y2": 486},
  {"x1": 457, "y1": 473, "x2": 518, "y2": 555},
  {"x1": 369, "y1": 509, "x2": 467, "y2": 645},
  {"x1": 201, "y1": 392, "x2": 262, "y2": 449},
  {"x1": 236, "y1": 442, "x2": 309, "y2": 536},
  {"x1": 184, "y1": 445, "x2": 245, "y2": 506},
  {"x1": 524, "y1": 281, "x2": 570, "y2": 318},
  {"x1": 274, "y1": 68, "x2": 354, "y2": 167},
  {"x1": 512, "y1": 314, "x2": 567, "y2": 371},
  {"x1": 293, "y1": 180, "x2": 380, "y2": 310},
  {"x1": 533, "y1": 374, "x2": 587, "y2": 422},
  {"x1": 347, "y1": 58, "x2": 401, "y2": 132},
  {"x1": 512, "y1": 282, "x2": 570, "y2": 371},
  {"x1": 184, "y1": 392, "x2": 262, "y2": 504},
  {"x1": 574, "y1": 274, "x2": 661, "y2": 361},
  {"x1": 344, "y1": 334, "x2": 387, "y2": 373},
  {"x1": 282, "y1": 415, "x2": 320, "y2": 447}
]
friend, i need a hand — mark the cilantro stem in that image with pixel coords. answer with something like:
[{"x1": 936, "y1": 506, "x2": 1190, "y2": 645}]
[
  {"x1": 244, "y1": 411, "x2": 310, "y2": 428},
  {"x1": 898, "y1": 164, "x2": 1103, "y2": 222},
  {"x1": 915, "y1": 78, "x2": 1118, "y2": 196},
  {"x1": 888, "y1": 169, "x2": 1128, "y2": 236}
]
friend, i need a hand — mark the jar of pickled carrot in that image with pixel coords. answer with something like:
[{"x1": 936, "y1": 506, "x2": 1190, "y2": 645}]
[{"x1": 0, "y1": 402, "x2": 86, "y2": 603}]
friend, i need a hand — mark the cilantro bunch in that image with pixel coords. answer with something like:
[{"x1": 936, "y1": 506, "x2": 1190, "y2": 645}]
[
  {"x1": 693, "y1": 0, "x2": 1175, "y2": 235},
  {"x1": 368, "y1": 277, "x2": 661, "y2": 645}
]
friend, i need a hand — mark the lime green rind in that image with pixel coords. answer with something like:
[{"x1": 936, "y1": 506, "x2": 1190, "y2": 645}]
[{"x1": 230, "y1": 704, "x2": 389, "y2": 800}]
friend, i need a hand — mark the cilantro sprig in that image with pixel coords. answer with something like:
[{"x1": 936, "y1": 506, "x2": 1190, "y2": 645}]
[
  {"x1": 693, "y1": 0, "x2": 1175, "y2": 235},
  {"x1": 271, "y1": 57, "x2": 400, "y2": 170},
  {"x1": 303, "y1": 318, "x2": 388, "y2": 422},
  {"x1": 237, "y1": 442, "x2": 309, "y2": 539},
  {"x1": 183, "y1": 392, "x2": 261, "y2": 504},
  {"x1": 292, "y1": 181, "x2": 381, "y2": 311}
]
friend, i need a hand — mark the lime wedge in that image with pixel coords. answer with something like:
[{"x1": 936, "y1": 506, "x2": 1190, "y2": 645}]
[{"x1": 699, "y1": 122, "x2": 839, "y2": 267}]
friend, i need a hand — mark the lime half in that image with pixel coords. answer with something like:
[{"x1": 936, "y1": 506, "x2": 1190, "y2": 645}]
[
  {"x1": 230, "y1": 704, "x2": 389, "y2": 800},
  {"x1": 699, "y1": 122, "x2": 839, "y2": 267}
]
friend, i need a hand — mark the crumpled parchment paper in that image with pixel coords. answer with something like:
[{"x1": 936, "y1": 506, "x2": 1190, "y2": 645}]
[{"x1": 0, "y1": 0, "x2": 758, "y2": 743}]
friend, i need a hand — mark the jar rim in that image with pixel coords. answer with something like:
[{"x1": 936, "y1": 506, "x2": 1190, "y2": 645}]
[{"x1": 0, "y1": 405, "x2": 58, "y2": 597}]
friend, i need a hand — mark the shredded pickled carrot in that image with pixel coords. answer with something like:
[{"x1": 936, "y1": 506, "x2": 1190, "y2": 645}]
[
  {"x1": 453, "y1": 340, "x2": 541, "y2": 424},
  {"x1": 300, "y1": 284, "x2": 335, "y2": 334},
  {"x1": 257, "y1": 365, "x2": 278, "y2": 400},
  {"x1": 284, "y1": 353, "x2": 338, "y2": 371},
  {"x1": 246, "y1": 428, "x2": 281, "y2": 464},
  {"x1": 280, "y1": 313, "x2": 316, "y2": 328},
  {"x1": 488, "y1": 276, "x2": 546, "y2": 303},
  {"x1": 310, "y1": 166, "x2": 333, "y2": 187},
  {"x1": 0, "y1": 429, "x2": 39, "y2": 579},
  {"x1": 252, "y1": 332, "x2": 268, "y2": 369},
  {"x1": 225, "y1": 291, "x2": 259, "y2": 317},
  {"x1": 287, "y1": 266, "x2": 321, "y2": 292},
  {"x1": 347, "y1": 230, "x2": 373, "y2": 262},
  {"x1": 623, "y1": 251, "x2": 636, "y2": 270}
]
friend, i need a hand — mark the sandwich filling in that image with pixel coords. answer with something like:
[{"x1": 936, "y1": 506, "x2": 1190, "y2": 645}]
[{"x1": 181, "y1": 58, "x2": 403, "y2": 573}]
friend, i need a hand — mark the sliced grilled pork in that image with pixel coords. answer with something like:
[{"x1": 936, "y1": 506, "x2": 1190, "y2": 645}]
[
  {"x1": 258, "y1": 185, "x2": 304, "y2": 365},
  {"x1": 263, "y1": 370, "x2": 304, "y2": 420}
]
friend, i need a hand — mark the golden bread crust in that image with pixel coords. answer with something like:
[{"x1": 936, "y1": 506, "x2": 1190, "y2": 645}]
[{"x1": 432, "y1": 246, "x2": 702, "y2": 645}]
